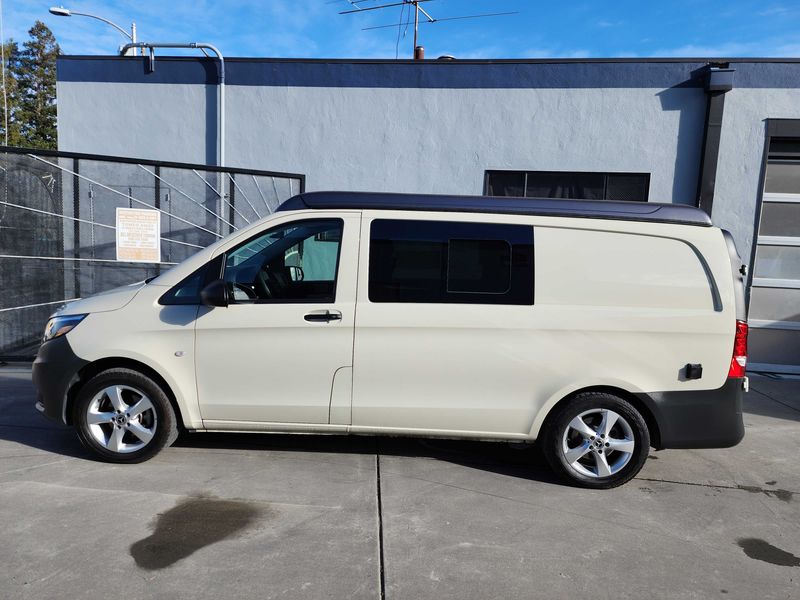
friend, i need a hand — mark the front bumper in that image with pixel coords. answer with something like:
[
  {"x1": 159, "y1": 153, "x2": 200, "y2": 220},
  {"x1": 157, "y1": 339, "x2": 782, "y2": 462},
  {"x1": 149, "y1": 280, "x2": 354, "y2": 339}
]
[
  {"x1": 637, "y1": 377, "x2": 746, "y2": 449},
  {"x1": 31, "y1": 336, "x2": 88, "y2": 424}
]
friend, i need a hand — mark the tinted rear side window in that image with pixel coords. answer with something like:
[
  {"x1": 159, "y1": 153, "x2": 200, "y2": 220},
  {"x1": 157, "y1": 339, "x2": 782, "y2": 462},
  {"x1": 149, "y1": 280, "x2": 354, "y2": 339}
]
[
  {"x1": 447, "y1": 239, "x2": 511, "y2": 294},
  {"x1": 369, "y1": 220, "x2": 533, "y2": 305}
]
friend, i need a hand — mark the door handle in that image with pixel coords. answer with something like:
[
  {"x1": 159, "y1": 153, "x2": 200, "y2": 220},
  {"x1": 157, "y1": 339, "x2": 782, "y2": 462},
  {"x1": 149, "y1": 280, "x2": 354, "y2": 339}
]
[{"x1": 304, "y1": 310, "x2": 342, "y2": 323}]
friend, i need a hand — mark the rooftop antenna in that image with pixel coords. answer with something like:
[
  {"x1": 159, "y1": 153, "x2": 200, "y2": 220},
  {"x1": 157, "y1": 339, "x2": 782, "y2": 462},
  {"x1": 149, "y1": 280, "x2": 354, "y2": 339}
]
[{"x1": 338, "y1": 0, "x2": 517, "y2": 59}]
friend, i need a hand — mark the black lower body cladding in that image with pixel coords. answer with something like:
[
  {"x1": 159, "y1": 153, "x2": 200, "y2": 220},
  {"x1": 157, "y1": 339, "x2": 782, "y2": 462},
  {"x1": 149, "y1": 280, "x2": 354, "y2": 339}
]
[
  {"x1": 637, "y1": 377, "x2": 746, "y2": 449},
  {"x1": 32, "y1": 336, "x2": 88, "y2": 424},
  {"x1": 32, "y1": 331, "x2": 746, "y2": 452}
]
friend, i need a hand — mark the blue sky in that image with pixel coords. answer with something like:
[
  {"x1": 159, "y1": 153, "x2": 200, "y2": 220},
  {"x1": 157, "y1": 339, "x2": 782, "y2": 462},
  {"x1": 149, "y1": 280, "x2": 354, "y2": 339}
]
[{"x1": 3, "y1": 0, "x2": 800, "y2": 60}]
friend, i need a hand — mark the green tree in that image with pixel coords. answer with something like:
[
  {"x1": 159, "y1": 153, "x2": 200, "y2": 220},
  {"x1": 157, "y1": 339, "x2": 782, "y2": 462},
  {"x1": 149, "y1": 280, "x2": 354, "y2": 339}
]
[
  {"x1": 0, "y1": 40, "x2": 22, "y2": 146},
  {"x1": 15, "y1": 21, "x2": 59, "y2": 149}
]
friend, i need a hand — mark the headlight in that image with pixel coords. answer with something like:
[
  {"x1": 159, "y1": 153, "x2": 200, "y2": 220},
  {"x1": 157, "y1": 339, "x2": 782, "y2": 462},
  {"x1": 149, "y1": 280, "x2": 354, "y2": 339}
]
[{"x1": 42, "y1": 314, "x2": 87, "y2": 343}]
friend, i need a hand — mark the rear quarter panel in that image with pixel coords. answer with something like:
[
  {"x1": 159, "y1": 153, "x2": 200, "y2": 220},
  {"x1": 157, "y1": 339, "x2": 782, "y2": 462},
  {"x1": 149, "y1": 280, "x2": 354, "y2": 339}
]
[
  {"x1": 529, "y1": 220, "x2": 735, "y2": 437},
  {"x1": 352, "y1": 210, "x2": 735, "y2": 440}
]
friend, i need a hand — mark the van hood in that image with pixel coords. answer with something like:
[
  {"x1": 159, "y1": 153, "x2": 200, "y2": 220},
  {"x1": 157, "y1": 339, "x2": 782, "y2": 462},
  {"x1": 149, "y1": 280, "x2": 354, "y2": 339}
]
[{"x1": 56, "y1": 281, "x2": 147, "y2": 316}]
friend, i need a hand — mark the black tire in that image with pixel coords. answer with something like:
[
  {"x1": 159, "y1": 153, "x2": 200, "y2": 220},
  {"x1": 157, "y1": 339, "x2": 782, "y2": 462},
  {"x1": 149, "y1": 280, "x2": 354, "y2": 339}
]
[
  {"x1": 541, "y1": 392, "x2": 650, "y2": 489},
  {"x1": 72, "y1": 368, "x2": 179, "y2": 463}
]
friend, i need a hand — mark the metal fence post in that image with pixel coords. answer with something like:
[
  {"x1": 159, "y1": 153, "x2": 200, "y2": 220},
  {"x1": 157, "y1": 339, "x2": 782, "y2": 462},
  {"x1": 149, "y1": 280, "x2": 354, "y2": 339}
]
[{"x1": 72, "y1": 158, "x2": 81, "y2": 298}]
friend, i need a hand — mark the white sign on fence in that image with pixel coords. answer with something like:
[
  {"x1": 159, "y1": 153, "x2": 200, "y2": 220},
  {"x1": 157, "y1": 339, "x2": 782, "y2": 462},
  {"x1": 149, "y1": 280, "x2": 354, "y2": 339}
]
[{"x1": 115, "y1": 207, "x2": 161, "y2": 263}]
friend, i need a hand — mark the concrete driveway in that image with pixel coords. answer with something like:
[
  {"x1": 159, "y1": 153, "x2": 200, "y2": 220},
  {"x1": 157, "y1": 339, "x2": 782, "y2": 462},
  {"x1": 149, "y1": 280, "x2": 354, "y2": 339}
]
[{"x1": 0, "y1": 366, "x2": 798, "y2": 599}]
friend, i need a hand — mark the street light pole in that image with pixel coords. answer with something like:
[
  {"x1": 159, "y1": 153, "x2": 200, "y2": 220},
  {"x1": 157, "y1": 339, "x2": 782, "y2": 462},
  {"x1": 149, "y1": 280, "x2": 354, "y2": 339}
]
[{"x1": 48, "y1": 6, "x2": 139, "y2": 55}]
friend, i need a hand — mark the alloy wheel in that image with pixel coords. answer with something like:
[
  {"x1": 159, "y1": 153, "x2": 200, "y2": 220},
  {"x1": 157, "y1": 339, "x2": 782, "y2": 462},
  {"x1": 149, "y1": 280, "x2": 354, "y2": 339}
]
[
  {"x1": 560, "y1": 408, "x2": 635, "y2": 478},
  {"x1": 85, "y1": 385, "x2": 158, "y2": 454}
]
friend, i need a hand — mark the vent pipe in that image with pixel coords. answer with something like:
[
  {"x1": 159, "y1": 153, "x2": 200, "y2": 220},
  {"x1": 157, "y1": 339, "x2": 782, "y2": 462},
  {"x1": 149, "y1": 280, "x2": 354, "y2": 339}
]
[{"x1": 414, "y1": 46, "x2": 425, "y2": 60}]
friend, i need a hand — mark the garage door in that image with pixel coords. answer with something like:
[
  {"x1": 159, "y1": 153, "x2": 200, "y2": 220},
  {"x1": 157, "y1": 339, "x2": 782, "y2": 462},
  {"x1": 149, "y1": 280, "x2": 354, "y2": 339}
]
[{"x1": 749, "y1": 137, "x2": 800, "y2": 374}]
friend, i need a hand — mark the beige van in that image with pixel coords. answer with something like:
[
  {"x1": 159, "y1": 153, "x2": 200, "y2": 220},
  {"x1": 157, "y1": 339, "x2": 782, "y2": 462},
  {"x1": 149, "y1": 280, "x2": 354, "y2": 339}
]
[{"x1": 33, "y1": 192, "x2": 748, "y2": 488}]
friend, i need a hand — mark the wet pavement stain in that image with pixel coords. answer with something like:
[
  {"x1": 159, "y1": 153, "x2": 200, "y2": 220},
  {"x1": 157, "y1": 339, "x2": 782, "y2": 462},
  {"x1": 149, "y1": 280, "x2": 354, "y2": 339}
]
[
  {"x1": 130, "y1": 496, "x2": 265, "y2": 570},
  {"x1": 770, "y1": 489, "x2": 794, "y2": 503},
  {"x1": 737, "y1": 484, "x2": 795, "y2": 503},
  {"x1": 637, "y1": 477, "x2": 796, "y2": 502},
  {"x1": 736, "y1": 538, "x2": 800, "y2": 567}
]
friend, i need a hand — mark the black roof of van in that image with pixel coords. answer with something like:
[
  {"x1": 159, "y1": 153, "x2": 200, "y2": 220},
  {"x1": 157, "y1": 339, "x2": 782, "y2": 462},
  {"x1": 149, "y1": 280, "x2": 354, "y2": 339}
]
[{"x1": 277, "y1": 191, "x2": 712, "y2": 227}]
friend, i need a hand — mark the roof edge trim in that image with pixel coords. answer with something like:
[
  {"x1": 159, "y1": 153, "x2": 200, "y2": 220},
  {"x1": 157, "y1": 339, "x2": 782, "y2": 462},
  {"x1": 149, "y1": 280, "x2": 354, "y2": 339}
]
[{"x1": 277, "y1": 191, "x2": 712, "y2": 227}]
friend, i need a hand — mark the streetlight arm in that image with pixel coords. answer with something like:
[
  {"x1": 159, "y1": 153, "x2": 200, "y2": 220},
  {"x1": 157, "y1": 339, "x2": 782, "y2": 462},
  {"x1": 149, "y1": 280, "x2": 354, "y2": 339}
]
[
  {"x1": 119, "y1": 42, "x2": 224, "y2": 82},
  {"x1": 67, "y1": 11, "x2": 133, "y2": 40},
  {"x1": 118, "y1": 42, "x2": 225, "y2": 168},
  {"x1": 194, "y1": 44, "x2": 225, "y2": 82}
]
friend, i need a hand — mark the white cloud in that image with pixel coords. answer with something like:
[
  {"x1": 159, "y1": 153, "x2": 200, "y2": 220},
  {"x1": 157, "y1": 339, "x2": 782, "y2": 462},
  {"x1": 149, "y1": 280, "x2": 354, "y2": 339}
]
[
  {"x1": 560, "y1": 49, "x2": 592, "y2": 59},
  {"x1": 521, "y1": 48, "x2": 592, "y2": 59},
  {"x1": 773, "y1": 44, "x2": 800, "y2": 57},
  {"x1": 758, "y1": 6, "x2": 791, "y2": 17},
  {"x1": 654, "y1": 41, "x2": 800, "y2": 58},
  {"x1": 654, "y1": 42, "x2": 752, "y2": 57}
]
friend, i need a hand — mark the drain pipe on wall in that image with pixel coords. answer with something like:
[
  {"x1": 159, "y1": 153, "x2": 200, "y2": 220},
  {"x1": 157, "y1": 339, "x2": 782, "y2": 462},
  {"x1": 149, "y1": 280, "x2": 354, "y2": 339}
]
[
  {"x1": 119, "y1": 42, "x2": 225, "y2": 169},
  {"x1": 696, "y1": 65, "x2": 734, "y2": 217}
]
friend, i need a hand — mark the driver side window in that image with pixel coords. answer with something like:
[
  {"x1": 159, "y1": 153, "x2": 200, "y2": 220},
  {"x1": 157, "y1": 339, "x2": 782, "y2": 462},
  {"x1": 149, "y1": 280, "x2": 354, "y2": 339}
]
[{"x1": 223, "y1": 219, "x2": 343, "y2": 303}]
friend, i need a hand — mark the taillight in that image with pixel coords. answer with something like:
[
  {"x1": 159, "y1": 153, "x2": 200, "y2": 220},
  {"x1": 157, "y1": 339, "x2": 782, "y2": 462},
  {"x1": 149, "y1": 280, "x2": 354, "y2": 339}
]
[{"x1": 728, "y1": 320, "x2": 748, "y2": 378}]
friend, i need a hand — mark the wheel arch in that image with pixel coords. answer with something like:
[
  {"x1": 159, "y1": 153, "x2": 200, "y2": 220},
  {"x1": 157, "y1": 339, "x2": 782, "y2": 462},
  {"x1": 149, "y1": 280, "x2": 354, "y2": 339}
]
[
  {"x1": 66, "y1": 357, "x2": 185, "y2": 429},
  {"x1": 536, "y1": 385, "x2": 662, "y2": 450}
]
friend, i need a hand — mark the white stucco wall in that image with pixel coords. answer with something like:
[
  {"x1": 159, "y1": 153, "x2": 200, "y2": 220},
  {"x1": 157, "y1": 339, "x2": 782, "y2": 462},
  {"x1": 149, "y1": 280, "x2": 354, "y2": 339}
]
[
  {"x1": 57, "y1": 82, "x2": 215, "y2": 166},
  {"x1": 56, "y1": 83, "x2": 706, "y2": 205},
  {"x1": 55, "y1": 65, "x2": 800, "y2": 266}
]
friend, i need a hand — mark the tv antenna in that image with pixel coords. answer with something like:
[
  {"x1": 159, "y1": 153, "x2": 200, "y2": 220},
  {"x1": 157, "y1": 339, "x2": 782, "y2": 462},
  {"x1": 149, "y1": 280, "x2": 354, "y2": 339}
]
[{"x1": 337, "y1": 1, "x2": 518, "y2": 59}]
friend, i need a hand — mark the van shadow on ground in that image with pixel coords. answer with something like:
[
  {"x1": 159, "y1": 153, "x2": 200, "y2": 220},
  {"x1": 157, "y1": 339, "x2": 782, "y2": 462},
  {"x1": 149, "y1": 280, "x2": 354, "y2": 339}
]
[
  {"x1": 174, "y1": 430, "x2": 562, "y2": 484},
  {"x1": 0, "y1": 370, "x2": 561, "y2": 483},
  {"x1": 0, "y1": 372, "x2": 555, "y2": 482},
  {"x1": 2, "y1": 370, "x2": 798, "y2": 484}
]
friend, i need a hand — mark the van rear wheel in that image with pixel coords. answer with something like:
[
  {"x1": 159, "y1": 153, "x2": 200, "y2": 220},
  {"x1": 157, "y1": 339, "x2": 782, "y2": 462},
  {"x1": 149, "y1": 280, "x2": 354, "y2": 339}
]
[
  {"x1": 73, "y1": 368, "x2": 178, "y2": 463},
  {"x1": 542, "y1": 392, "x2": 650, "y2": 489}
]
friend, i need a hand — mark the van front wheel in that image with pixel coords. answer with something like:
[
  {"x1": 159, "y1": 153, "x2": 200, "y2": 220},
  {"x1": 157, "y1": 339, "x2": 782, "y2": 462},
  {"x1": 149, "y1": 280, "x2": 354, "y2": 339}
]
[
  {"x1": 73, "y1": 368, "x2": 178, "y2": 463},
  {"x1": 542, "y1": 392, "x2": 650, "y2": 489}
]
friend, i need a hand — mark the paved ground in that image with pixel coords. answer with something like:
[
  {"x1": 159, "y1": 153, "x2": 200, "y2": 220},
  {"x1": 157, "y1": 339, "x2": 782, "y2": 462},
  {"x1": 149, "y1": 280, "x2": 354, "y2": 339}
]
[{"x1": 0, "y1": 366, "x2": 798, "y2": 600}]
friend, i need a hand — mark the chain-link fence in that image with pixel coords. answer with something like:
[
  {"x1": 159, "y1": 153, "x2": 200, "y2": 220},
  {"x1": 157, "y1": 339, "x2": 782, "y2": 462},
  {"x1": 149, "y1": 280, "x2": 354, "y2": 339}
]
[{"x1": 0, "y1": 147, "x2": 304, "y2": 359}]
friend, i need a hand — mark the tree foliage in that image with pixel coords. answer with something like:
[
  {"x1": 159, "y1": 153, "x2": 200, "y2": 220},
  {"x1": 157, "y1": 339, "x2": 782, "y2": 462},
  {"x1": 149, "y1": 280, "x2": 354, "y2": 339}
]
[
  {"x1": 0, "y1": 40, "x2": 22, "y2": 146},
  {"x1": 1, "y1": 21, "x2": 59, "y2": 149}
]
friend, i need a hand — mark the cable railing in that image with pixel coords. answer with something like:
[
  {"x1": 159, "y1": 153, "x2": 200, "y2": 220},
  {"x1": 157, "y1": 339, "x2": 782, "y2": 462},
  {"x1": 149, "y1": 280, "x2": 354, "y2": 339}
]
[{"x1": 0, "y1": 146, "x2": 304, "y2": 360}]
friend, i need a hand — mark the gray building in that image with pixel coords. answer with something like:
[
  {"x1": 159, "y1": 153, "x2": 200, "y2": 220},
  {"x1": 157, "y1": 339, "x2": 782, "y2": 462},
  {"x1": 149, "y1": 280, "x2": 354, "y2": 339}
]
[{"x1": 55, "y1": 56, "x2": 800, "y2": 373}]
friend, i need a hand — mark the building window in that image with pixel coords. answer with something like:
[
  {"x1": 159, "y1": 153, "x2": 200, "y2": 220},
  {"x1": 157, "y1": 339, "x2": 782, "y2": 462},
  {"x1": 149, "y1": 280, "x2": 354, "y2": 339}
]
[
  {"x1": 485, "y1": 170, "x2": 650, "y2": 202},
  {"x1": 368, "y1": 219, "x2": 534, "y2": 305}
]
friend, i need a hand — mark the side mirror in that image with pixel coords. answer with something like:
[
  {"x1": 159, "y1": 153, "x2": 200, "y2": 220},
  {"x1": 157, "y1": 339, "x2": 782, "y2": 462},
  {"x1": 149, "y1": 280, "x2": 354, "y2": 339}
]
[
  {"x1": 200, "y1": 279, "x2": 229, "y2": 307},
  {"x1": 288, "y1": 265, "x2": 305, "y2": 282}
]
